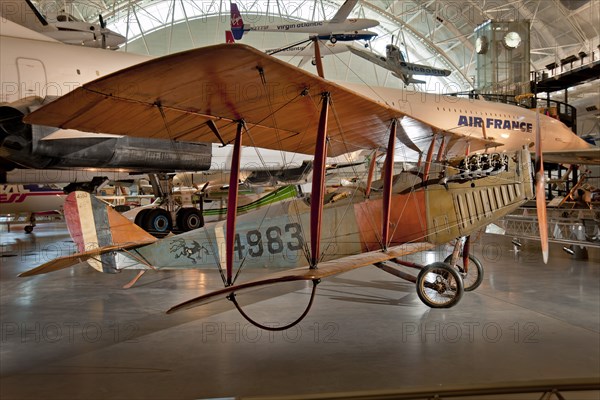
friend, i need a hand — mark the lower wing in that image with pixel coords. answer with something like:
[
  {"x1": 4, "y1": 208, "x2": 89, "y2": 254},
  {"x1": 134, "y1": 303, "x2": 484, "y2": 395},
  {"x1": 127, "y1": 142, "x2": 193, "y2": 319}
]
[{"x1": 167, "y1": 241, "x2": 434, "y2": 313}]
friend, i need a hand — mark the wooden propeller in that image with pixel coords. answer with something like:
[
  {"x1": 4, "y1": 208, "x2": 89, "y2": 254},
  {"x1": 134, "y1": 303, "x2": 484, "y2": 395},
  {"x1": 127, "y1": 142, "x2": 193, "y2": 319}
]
[{"x1": 534, "y1": 110, "x2": 549, "y2": 264}]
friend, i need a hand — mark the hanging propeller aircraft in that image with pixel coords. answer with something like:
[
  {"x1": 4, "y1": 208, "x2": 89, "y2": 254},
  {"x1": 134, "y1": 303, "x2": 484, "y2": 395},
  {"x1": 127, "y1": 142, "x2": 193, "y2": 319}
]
[
  {"x1": 348, "y1": 37, "x2": 452, "y2": 86},
  {"x1": 2, "y1": 0, "x2": 126, "y2": 49},
  {"x1": 3, "y1": 16, "x2": 596, "y2": 327},
  {"x1": 18, "y1": 42, "x2": 540, "y2": 325}
]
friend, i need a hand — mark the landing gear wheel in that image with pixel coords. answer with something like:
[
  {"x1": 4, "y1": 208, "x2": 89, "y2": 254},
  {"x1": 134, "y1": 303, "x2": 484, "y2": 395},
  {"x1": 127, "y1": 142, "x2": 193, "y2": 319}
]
[
  {"x1": 330, "y1": 36, "x2": 337, "y2": 43},
  {"x1": 24, "y1": 225, "x2": 34, "y2": 234},
  {"x1": 134, "y1": 209, "x2": 150, "y2": 228},
  {"x1": 143, "y1": 209, "x2": 172, "y2": 237},
  {"x1": 416, "y1": 262, "x2": 464, "y2": 308},
  {"x1": 176, "y1": 208, "x2": 204, "y2": 232},
  {"x1": 444, "y1": 254, "x2": 484, "y2": 292}
]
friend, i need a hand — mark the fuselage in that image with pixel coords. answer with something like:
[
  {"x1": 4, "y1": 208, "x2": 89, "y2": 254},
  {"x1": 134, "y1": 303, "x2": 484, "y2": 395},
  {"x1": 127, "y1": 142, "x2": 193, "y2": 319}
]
[
  {"x1": 265, "y1": 41, "x2": 349, "y2": 58},
  {"x1": 344, "y1": 83, "x2": 591, "y2": 156},
  {"x1": 0, "y1": 184, "x2": 65, "y2": 214},
  {"x1": 245, "y1": 19, "x2": 379, "y2": 35}
]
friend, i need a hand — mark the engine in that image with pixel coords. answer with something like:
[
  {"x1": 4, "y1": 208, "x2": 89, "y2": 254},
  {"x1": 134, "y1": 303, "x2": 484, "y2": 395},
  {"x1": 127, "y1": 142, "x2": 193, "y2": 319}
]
[{"x1": 0, "y1": 97, "x2": 213, "y2": 172}]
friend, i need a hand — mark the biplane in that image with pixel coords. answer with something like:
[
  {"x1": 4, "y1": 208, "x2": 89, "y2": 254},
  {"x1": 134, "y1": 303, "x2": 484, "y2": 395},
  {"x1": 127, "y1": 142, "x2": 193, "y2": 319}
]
[{"x1": 18, "y1": 42, "x2": 543, "y2": 329}]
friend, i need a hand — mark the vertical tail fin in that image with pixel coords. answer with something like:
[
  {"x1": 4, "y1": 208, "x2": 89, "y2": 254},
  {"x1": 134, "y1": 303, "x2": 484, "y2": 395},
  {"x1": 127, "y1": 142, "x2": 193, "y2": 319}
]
[
  {"x1": 64, "y1": 191, "x2": 156, "y2": 273},
  {"x1": 225, "y1": 30, "x2": 235, "y2": 43},
  {"x1": 230, "y1": 3, "x2": 245, "y2": 40}
]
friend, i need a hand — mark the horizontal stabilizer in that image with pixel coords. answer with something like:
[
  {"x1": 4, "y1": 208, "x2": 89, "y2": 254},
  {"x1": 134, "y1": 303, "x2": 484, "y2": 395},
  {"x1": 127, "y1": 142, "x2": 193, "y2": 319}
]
[
  {"x1": 18, "y1": 241, "x2": 156, "y2": 277},
  {"x1": 167, "y1": 242, "x2": 434, "y2": 313}
]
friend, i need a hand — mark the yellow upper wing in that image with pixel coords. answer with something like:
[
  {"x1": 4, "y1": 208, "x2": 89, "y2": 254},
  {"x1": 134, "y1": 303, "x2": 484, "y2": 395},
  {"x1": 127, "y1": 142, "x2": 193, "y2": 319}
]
[{"x1": 25, "y1": 43, "x2": 405, "y2": 157}]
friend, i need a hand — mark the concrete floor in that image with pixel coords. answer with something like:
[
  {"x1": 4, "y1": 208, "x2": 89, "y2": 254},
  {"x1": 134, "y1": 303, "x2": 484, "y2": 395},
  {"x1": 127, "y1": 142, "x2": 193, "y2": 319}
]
[{"x1": 1, "y1": 221, "x2": 599, "y2": 399}]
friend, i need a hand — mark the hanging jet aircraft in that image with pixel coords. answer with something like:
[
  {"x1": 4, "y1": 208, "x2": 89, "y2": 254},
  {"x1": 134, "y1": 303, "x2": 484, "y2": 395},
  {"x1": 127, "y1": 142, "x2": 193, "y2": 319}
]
[
  {"x1": 1, "y1": 0, "x2": 126, "y2": 49},
  {"x1": 230, "y1": 1, "x2": 378, "y2": 44},
  {"x1": 349, "y1": 42, "x2": 452, "y2": 86}
]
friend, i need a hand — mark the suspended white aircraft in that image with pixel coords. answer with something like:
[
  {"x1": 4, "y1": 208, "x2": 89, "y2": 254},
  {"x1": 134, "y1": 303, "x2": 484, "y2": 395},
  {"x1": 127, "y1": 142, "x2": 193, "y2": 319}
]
[
  {"x1": 1, "y1": 0, "x2": 126, "y2": 49},
  {"x1": 349, "y1": 42, "x2": 452, "y2": 86},
  {"x1": 230, "y1": 1, "x2": 378, "y2": 44}
]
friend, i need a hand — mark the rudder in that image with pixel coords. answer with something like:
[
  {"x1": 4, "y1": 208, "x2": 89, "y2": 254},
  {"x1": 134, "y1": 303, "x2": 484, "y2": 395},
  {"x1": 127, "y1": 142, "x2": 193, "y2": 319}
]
[{"x1": 64, "y1": 191, "x2": 156, "y2": 273}]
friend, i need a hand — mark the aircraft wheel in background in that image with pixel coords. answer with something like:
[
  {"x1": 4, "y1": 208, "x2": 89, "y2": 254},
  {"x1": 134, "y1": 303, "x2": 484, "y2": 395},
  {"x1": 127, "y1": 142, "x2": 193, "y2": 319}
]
[
  {"x1": 143, "y1": 209, "x2": 172, "y2": 236},
  {"x1": 416, "y1": 262, "x2": 464, "y2": 308},
  {"x1": 444, "y1": 254, "x2": 484, "y2": 292},
  {"x1": 134, "y1": 209, "x2": 150, "y2": 228},
  {"x1": 176, "y1": 208, "x2": 204, "y2": 232}
]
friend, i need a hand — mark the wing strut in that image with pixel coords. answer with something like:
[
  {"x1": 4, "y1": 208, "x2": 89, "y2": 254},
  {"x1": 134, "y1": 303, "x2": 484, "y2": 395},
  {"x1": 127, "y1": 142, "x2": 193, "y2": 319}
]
[
  {"x1": 382, "y1": 119, "x2": 397, "y2": 249},
  {"x1": 364, "y1": 150, "x2": 378, "y2": 198},
  {"x1": 226, "y1": 121, "x2": 244, "y2": 284},
  {"x1": 312, "y1": 37, "x2": 325, "y2": 78},
  {"x1": 436, "y1": 135, "x2": 447, "y2": 162},
  {"x1": 206, "y1": 120, "x2": 227, "y2": 147},
  {"x1": 309, "y1": 93, "x2": 330, "y2": 268},
  {"x1": 422, "y1": 134, "x2": 436, "y2": 182}
]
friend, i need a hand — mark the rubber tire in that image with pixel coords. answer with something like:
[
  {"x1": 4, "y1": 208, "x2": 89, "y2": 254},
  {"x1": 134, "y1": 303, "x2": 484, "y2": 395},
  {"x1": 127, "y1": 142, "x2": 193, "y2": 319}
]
[
  {"x1": 24, "y1": 225, "x2": 34, "y2": 234},
  {"x1": 330, "y1": 36, "x2": 337, "y2": 43},
  {"x1": 444, "y1": 254, "x2": 484, "y2": 292},
  {"x1": 134, "y1": 209, "x2": 150, "y2": 228},
  {"x1": 143, "y1": 209, "x2": 172, "y2": 236},
  {"x1": 416, "y1": 262, "x2": 464, "y2": 308},
  {"x1": 176, "y1": 208, "x2": 204, "y2": 232}
]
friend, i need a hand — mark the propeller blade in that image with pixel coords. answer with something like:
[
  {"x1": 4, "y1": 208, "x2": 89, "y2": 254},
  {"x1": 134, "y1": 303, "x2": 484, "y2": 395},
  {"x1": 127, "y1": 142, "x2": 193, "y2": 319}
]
[
  {"x1": 99, "y1": 14, "x2": 106, "y2": 29},
  {"x1": 534, "y1": 111, "x2": 549, "y2": 264}
]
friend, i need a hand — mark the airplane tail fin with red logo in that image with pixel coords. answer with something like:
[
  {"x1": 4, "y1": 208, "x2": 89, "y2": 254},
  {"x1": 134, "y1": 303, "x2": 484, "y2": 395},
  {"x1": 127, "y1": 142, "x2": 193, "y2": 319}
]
[{"x1": 230, "y1": 3, "x2": 245, "y2": 40}]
